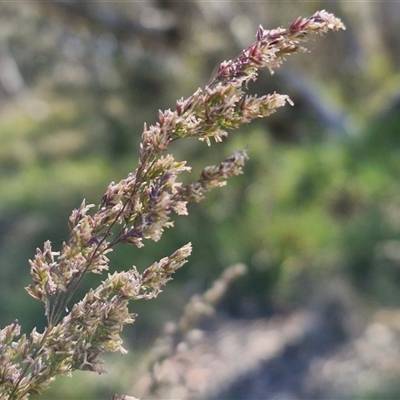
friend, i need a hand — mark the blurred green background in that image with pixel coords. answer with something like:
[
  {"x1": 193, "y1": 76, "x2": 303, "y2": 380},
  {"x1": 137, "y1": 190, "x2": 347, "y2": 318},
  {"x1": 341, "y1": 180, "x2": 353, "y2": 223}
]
[{"x1": 1, "y1": 1, "x2": 400, "y2": 399}]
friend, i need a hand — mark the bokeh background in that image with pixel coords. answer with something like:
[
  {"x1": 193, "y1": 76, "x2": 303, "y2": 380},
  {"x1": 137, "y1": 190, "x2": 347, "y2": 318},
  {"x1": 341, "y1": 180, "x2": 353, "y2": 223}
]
[{"x1": 1, "y1": 1, "x2": 400, "y2": 399}]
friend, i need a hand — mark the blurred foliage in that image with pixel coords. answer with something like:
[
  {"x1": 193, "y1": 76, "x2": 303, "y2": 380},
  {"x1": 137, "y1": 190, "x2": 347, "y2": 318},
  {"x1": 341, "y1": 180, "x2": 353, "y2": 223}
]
[{"x1": 1, "y1": 1, "x2": 400, "y2": 398}]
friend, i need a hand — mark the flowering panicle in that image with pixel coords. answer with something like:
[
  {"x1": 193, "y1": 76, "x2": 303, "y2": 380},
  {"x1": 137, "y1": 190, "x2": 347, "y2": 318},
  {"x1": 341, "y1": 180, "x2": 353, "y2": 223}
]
[
  {"x1": 0, "y1": 10, "x2": 345, "y2": 400},
  {"x1": 137, "y1": 263, "x2": 248, "y2": 398}
]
